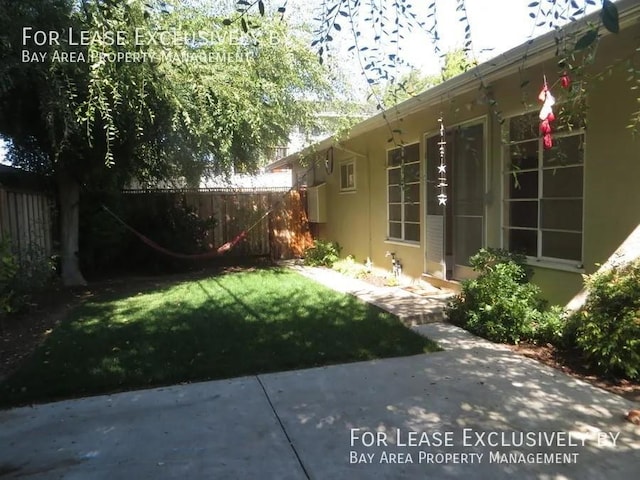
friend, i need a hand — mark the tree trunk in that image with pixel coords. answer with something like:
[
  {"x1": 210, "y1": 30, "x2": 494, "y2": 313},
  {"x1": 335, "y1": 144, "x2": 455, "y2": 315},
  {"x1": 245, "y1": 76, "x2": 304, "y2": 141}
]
[{"x1": 58, "y1": 171, "x2": 87, "y2": 286}]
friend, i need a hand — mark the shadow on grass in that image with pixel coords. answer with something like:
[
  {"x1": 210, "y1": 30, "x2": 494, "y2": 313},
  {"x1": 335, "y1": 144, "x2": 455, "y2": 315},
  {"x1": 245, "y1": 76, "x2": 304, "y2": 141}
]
[{"x1": 0, "y1": 268, "x2": 438, "y2": 407}]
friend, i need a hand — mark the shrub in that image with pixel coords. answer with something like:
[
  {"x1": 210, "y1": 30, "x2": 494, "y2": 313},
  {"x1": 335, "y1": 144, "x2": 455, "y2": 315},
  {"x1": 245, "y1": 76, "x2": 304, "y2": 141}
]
[
  {"x1": 533, "y1": 306, "x2": 567, "y2": 345},
  {"x1": 303, "y1": 240, "x2": 341, "y2": 267},
  {"x1": 332, "y1": 255, "x2": 367, "y2": 278},
  {"x1": 80, "y1": 193, "x2": 216, "y2": 275},
  {"x1": 384, "y1": 276, "x2": 399, "y2": 287},
  {"x1": 446, "y1": 248, "x2": 563, "y2": 344},
  {"x1": 468, "y1": 247, "x2": 533, "y2": 281},
  {"x1": 79, "y1": 191, "x2": 129, "y2": 275},
  {"x1": 0, "y1": 237, "x2": 19, "y2": 315},
  {"x1": 573, "y1": 261, "x2": 640, "y2": 380},
  {"x1": 121, "y1": 194, "x2": 216, "y2": 273},
  {"x1": 0, "y1": 238, "x2": 57, "y2": 315}
]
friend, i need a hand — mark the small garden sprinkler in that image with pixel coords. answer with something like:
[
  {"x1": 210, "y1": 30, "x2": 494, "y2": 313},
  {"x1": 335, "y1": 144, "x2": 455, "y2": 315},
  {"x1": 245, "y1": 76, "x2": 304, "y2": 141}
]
[{"x1": 365, "y1": 257, "x2": 373, "y2": 273}]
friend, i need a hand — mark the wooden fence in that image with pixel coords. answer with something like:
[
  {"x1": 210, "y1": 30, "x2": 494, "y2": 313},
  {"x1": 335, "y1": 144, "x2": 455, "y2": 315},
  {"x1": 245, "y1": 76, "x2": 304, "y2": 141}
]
[
  {"x1": 0, "y1": 167, "x2": 54, "y2": 260},
  {"x1": 121, "y1": 187, "x2": 313, "y2": 259}
]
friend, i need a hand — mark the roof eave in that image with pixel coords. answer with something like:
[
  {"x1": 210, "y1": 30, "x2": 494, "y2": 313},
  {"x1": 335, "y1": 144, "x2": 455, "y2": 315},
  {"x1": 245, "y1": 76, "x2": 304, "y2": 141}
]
[{"x1": 268, "y1": 0, "x2": 640, "y2": 169}]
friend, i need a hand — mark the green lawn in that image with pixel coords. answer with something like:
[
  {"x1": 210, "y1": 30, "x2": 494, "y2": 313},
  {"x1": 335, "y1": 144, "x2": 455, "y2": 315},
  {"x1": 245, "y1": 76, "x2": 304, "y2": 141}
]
[{"x1": 0, "y1": 268, "x2": 439, "y2": 406}]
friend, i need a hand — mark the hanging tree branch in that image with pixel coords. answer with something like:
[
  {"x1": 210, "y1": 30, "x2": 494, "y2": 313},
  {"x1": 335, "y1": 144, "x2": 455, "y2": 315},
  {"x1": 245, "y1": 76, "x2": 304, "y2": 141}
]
[{"x1": 224, "y1": 0, "x2": 628, "y2": 138}]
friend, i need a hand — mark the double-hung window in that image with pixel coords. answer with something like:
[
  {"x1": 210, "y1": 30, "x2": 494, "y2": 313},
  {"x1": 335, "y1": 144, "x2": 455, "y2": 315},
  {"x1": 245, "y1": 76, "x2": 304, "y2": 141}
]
[
  {"x1": 504, "y1": 111, "x2": 585, "y2": 265},
  {"x1": 387, "y1": 143, "x2": 420, "y2": 242}
]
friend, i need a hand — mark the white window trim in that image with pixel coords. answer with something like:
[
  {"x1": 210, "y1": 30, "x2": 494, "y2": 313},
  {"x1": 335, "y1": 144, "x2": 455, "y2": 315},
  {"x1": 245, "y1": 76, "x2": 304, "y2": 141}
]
[
  {"x1": 339, "y1": 159, "x2": 356, "y2": 193},
  {"x1": 501, "y1": 112, "x2": 586, "y2": 269},
  {"x1": 384, "y1": 239, "x2": 421, "y2": 248},
  {"x1": 386, "y1": 143, "x2": 421, "y2": 244}
]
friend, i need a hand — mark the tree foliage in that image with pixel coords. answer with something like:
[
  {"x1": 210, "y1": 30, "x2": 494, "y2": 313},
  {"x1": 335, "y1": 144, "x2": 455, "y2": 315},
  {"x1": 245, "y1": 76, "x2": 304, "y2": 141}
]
[
  {"x1": 222, "y1": 0, "x2": 629, "y2": 133},
  {"x1": 378, "y1": 49, "x2": 476, "y2": 108},
  {"x1": 0, "y1": 0, "x2": 333, "y2": 183},
  {"x1": 0, "y1": 0, "x2": 335, "y2": 284}
]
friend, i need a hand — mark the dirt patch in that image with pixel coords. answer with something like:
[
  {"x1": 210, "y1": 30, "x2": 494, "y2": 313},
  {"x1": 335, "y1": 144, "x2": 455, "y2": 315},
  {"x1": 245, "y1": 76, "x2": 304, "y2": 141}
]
[
  {"x1": 507, "y1": 342, "x2": 640, "y2": 404},
  {"x1": 0, "y1": 286, "x2": 89, "y2": 382},
  {"x1": 358, "y1": 273, "x2": 393, "y2": 288}
]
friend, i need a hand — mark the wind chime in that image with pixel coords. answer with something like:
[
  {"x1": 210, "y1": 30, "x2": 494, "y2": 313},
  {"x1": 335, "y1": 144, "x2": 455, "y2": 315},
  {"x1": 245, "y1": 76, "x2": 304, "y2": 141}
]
[
  {"x1": 437, "y1": 115, "x2": 447, "y2": 206},
  {"x1": 437, "y1": 115, "x2": 448, "y2": 280}
]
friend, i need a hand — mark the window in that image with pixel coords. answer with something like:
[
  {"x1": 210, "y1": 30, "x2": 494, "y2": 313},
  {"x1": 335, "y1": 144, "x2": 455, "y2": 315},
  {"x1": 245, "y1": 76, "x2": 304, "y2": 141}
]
[
  {"x1": 340, "y1": 160, "x2": 356, "y2": 191},
  {"x1": 503, "y1": 111, "x2": 585, "y2": 264},
  {"x1": 387, "y1": 143, "x2": 420, "y2": 242}
]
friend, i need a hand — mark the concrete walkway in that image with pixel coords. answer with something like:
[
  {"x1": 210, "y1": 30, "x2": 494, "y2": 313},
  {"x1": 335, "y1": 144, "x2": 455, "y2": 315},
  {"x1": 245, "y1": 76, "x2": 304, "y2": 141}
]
[
  {"x1": 292, "y1": 265, "x2": 455, "y2": 325},
  {"x1": 1, "y1": 269, "x2": 639, "y2": 479}
]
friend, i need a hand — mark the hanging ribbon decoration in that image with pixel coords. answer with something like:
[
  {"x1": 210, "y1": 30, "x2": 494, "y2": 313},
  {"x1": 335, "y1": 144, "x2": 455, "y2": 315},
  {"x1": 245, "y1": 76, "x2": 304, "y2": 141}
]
[
  {"x1": 437, "y1": 115, "x2": 448, "y2": 206},
  {"x1": 538, "y1": 72, "x2": 572, "y2": 150},
  {"x1": 538, "y1": 75, "x2": 556, "y2": 150}
]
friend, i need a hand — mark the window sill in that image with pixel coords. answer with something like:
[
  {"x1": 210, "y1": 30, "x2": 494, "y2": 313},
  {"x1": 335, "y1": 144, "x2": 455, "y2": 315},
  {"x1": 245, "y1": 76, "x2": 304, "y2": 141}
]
[
  {"x1": 384, "y1": 239, "x2": 421, "y2": 248},
  {"x1": 339, "y1": 189, "x2": 356, "y2": 194},
  {"x1": 526, "y1": 258, "x2": 585, "y2": 274}
]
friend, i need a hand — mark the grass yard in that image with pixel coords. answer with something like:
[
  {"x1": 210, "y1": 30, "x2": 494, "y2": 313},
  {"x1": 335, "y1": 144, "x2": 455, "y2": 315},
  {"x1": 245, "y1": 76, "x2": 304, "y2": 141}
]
[{"x1": 0, "y1": 268, "x2": 438, "y2": 406}]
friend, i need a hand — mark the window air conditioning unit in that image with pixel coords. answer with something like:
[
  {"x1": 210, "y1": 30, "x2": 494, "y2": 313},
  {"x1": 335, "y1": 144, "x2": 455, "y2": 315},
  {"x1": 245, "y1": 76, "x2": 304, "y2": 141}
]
[{"x1": 307, "y1": 183, "x2": 327, "y2": 223}]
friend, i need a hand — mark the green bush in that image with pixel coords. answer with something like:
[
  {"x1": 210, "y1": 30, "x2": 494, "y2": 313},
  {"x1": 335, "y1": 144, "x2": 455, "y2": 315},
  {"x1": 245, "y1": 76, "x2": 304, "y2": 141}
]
[
  {"x1": 446, "y1": 248, "x2": 563, "y2": 344},
  {"x1": 0, "y1": 238, "x2": 57, "y2": 315},
  {"x1": 79, "y1": 191, "x2": 129, "y2": 275},
  {"x1": 119, "y1": 194, "x2": 216, "y2": 273},
  {"x1": 332, "y1": 255, "x2": 367, "y2": 278},
  {"x1": 573, "y1": 261, "x2": 640, "y2": 380},
  {"x1": 534, "y1": 305, "x2": 567, "y2": 345},
  {"x1": 80, "y1": 193, "x2": 216, "y2": 275},
  {"x1": 0, "y1": 237, "x2": 19, "y2": 315},
  {"x1": 468, "y1": 247, "x2": 533, "y2": 281},
  {"x1": 303, "y1": 240, "x2": 341, "y2": 267}
]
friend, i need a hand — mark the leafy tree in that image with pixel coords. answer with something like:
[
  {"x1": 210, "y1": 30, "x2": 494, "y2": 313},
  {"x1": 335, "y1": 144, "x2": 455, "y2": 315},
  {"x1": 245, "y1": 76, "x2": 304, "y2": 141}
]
[
  {"x1": 0, "y1": 0, "x2": 333, "y2": 285},
  {"x1": 225, "y1": 1, "x2": 630, "y2": 136},
  {"x1": 379, "y1": 49, "x2": 476, "y2": 108}
]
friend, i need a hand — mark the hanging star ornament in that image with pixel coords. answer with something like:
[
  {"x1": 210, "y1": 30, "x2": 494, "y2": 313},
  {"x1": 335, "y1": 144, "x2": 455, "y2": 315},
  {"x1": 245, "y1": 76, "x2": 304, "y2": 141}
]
[{"x1": 436, "y1": 114, "x2": 448, "y2": 207}]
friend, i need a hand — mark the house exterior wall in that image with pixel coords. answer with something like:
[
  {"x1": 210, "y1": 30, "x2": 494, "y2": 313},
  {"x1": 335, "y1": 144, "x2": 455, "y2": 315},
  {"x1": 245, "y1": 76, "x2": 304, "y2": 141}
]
[
  {"x1": 582, "y1": 25, "x2": 640, "y2": 281},
  {"x1": 310, "y1": 20, "x2": 640, "y2": 306}
]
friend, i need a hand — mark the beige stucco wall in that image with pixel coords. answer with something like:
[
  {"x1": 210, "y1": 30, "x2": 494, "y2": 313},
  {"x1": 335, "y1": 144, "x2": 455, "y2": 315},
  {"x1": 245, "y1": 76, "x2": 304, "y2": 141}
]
[
  {"x1": 320, "y1": 92, "x2": 489, "y2": 282},
  {"x1": 582, "y1": 29, "x2": 640, "y2": 275},
  {"x1": 310, "y1": 22, "x2": 640, "y2": 306}
]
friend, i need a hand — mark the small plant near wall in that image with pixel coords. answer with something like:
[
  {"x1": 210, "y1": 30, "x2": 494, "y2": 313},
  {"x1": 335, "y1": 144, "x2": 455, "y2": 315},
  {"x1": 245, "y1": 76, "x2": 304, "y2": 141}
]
[
  {"x1": 1, "y1": 238, "x2": 57, "y2": 316},
  {"x1": 303, "y1": 240, "x2": 342, "y2": 268},
  {"x1": 446, "y1": 248, "x2": 563, "y2": 345},
  {"x1": 572, "y1": 260, "x2": 640, "y2": 380},
  {"x1": 0, "y1": 237, "x2": 19, "y2": 315},
  {"x1": 384, "y1": 276, "x2": 400, "y2": 287},
  {"x1": 332, "y1": 255, "x2": 367, "y2": 278}
]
